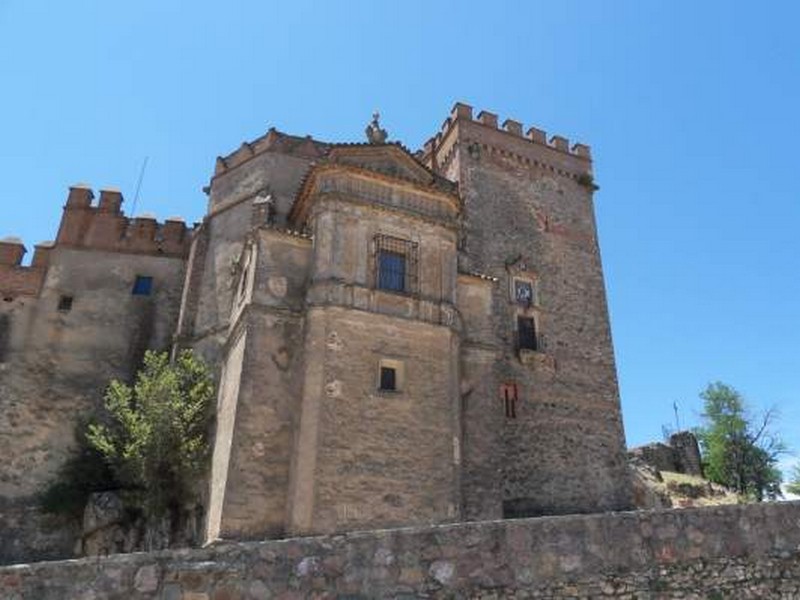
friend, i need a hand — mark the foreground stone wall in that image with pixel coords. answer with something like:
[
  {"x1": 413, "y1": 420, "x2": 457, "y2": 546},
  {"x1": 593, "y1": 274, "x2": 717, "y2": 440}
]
[{"x1": 3, "y1": 502, "x2": 799, "y2": 599}]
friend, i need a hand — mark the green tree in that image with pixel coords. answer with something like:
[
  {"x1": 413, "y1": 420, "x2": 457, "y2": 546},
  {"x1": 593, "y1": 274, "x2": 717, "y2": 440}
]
[
  {"x1": 695, "y1": 382, "x2": 784, "y2": 501},
  {"x1": 87, "y1": 350, "x2": 215, "y2": 523},
  {"x1": 787, "y1": 464, "x2": 800, "y2": 496}
]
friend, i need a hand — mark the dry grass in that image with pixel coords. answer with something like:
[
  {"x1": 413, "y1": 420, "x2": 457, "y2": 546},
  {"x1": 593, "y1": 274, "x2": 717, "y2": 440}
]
[{"x1": 659, "y1": 471, "x2": 741, "y2": 507}]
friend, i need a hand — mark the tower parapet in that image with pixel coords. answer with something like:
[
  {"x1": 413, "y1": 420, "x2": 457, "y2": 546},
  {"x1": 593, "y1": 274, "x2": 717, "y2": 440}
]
[
  {"x1": 56, "y1": 185, "x2": 193, "y2": 257},
  {"x1": 0, "y1": 237, "x2": 50, "y2": 298},
  {"x1": 2, "y1": 185, "x2": 192, "y2": 298},
  {"x1": 422, "y1": 102, "x2": 593, "y2": 179},
  {"x1": 212, "y1": 129, "x2": 330, "y2": 178}
]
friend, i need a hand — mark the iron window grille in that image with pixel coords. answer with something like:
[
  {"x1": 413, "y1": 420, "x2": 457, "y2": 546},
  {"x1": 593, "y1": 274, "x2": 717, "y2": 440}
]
[
  {"x1": 57, "y1": 295, "x2": 73, "y2": 312},
  {"x1": 373, "y1": 234, "x2": 418, "y2": 294},
  {"x1": 517, "y1": 316, "x2": 539, "y2": 352}
]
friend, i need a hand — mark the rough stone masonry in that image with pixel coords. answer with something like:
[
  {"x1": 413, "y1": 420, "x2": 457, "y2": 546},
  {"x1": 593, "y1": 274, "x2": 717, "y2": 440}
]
[
  {"x1": 1, "y1": 103, "x2": 630, "y2": 561},
  {"x1": 2, "y1": 502, "x2": 800, "y2": 599}
]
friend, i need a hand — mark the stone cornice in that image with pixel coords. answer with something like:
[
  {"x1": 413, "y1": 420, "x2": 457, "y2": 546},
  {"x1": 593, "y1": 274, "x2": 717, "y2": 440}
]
[
  {"x1": 290, "y1": 163, "x2": 461, "y2": 226},
  {"x1": 457, "y1": 270, "x2": 498, "y2": 283},
  {"x1": 306, "y1": 279, "x2": 462, "y2": 333},
  {"x1": 308, "y1": 193, "x2": 459, "y2": 233}
]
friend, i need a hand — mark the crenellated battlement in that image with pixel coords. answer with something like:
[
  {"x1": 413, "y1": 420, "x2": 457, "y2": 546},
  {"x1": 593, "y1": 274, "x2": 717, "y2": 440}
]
[
  {"x1": 213, "y1": 129, "x2": 330, "y2": 178},
  {"x1": 1, "y1": 185, "x2": 192, "y2": 298},
  {"x1": 56, "y1": 184, "x2": 194, "y2": 257},
  {"x1": 0, "y1": 237, "x2": 51, "y2": 298},
  {"x1": 422, "y1": 103, "x2": 593, "y2": 177},
  {"x1": 430, "y1": 102, "x2": 591, "y2": 159}
]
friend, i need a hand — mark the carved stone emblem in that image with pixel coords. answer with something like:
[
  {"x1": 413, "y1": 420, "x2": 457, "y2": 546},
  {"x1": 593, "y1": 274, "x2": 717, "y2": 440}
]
[{"x1": 365, "y1": 112, "x2": 388, "y2": 144}]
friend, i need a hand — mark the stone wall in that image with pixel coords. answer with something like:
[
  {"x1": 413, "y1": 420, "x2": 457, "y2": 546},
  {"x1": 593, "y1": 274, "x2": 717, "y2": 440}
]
[
  {"x1": 629, "y1": 431, "x2": 704, "y2": 478},
  {"x1": 0, "y1": 246, "x2": 187, "y2": 500},
  {"x1": 205, "y1": 229, "x2": 311, "y2": 542},
  {"x1": 183, "y1": 134, "x2": 322, "y2": 369},
  {"x1": 289, "y1": 306, "x2": 460, "y2": 535},
  {"x1": 669, "y1": 431, "x2": 703, "y2": 477},
  {"x1": 3, "y1": 502, "x2": 800, "y2": 599},
  {"x1": 0, "y1": 188, "x2": 191, "y2": 564}
]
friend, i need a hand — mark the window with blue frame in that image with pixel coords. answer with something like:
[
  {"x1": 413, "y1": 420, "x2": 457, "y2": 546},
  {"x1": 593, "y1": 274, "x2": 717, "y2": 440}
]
[
  {"x1": 132, "y1": 275, "x2": 154, "y2": 296},
  {"x1": 373, "y1": 234, "x2": 418, "y2": 294},
  {"x1": 378, "y1": 250, "x2": 406, "y2": 292}
]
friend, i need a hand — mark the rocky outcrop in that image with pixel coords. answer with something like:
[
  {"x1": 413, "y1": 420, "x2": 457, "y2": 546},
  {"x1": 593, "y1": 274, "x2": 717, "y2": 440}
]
[{"x1": 80, "y1": 492, "x2": 141, "y2": 557}]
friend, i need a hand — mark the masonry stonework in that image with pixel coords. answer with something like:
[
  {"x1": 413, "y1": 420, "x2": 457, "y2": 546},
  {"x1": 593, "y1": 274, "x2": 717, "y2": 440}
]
[
  {"x1": 1, "y1": 103, "x2": 632, "y2": 563},
  {"x1": 2, "y1": 502, "x2": 800, "y2": 599}
]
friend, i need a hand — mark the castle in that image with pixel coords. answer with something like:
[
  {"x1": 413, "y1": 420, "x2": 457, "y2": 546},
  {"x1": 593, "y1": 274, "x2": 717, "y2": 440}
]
[{"x1": 0, "y1": 103, "x2": 632, "y2": 556}]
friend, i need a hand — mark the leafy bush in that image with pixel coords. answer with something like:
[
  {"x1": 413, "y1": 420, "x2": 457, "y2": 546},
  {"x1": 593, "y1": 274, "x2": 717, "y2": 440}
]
[
  {"x1": 40, "y1": 349, "x2": 215, "y2": 532},
  {"x1": 87, "y1": 350, "x2": 215, "y2": 521}
]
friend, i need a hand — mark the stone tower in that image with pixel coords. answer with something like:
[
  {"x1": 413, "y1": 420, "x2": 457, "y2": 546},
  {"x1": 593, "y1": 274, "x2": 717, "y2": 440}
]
[{"x1": 423, "y1": 103, "x2": 632, "y2": 519}]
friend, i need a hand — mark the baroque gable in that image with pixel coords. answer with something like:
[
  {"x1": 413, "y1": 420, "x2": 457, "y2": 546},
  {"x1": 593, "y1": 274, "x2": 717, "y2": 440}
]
[
  {"x1": 289, "y1": 144, "x2": 460, "y2": 227},
  {"x1": 326, "y1": 144, "x2": 440, "y2": 187}
]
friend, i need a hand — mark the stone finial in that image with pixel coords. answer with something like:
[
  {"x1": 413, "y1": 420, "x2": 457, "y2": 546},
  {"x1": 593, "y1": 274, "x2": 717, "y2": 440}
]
[{"x1": 365, "y1": 112, "x2": 388, "y2": 144}]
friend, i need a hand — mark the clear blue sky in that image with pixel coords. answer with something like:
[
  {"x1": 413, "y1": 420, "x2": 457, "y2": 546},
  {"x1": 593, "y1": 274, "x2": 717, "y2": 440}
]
[{"x1": 2, "y1": 2, "x2": 799, "y2": 479}]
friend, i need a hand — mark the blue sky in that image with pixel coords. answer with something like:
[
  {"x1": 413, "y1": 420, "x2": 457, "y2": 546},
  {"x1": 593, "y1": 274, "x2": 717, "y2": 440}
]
[{"x1": 2, "y1": 2, "x2": 798, "y2": 480}]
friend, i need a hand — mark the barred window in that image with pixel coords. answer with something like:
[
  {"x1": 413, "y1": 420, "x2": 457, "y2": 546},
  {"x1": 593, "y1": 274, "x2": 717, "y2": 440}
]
[
  {"x1": 518, "y1": 316, "x2": 538, "y2": 351},
  {"x1": 374, "y1": 235, "x2": 418, "y2": 294},
  {"x1": 57, "y1": 295, "x2": 74, "y2": 312}
]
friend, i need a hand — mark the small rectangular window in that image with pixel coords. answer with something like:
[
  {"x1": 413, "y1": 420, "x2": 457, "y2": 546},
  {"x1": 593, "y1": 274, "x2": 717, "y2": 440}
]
[
  {"x1": 57, "y1": 295, "x2": 73, "y2": 312},
  {"x1": 377, "y1": 358, "x2": 404, "y2": 393},
  {"x1": 379, "y1": 366, "x2": 397, "y2": 391},
  {"x1": 132, "y1": 275, "x2": 153, "y2": 296},
  {"x1": 518, "y1": 316, "x2": 538, "y2": 351}
]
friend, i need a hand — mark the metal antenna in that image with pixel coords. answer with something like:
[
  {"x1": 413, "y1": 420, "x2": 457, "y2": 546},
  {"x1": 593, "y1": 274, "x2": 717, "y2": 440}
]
[{"x1": 130, "y1": 156, "x2": 149, "y2": 216}]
